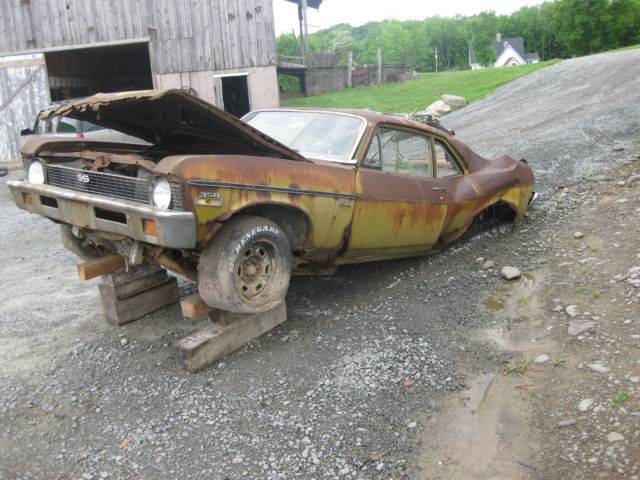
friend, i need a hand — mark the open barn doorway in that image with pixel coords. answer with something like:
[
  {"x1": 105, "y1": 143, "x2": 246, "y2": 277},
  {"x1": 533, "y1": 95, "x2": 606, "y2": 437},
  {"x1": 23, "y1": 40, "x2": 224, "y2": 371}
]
[
  {"x1": 221, "y1": 75, "x2": 250, "y2": 118},
  {"x1": 44, "y1": 42, "x2": 153, "y2": 101}
]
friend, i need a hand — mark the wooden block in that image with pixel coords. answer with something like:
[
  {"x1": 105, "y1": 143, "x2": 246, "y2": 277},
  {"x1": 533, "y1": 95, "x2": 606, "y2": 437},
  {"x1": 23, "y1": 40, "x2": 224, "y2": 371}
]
[
  {"x1": 176, "y1": 302, "x2": 287, "y2": 373},
  {"x1": 108, "y1": 270, "x2": 170, "y2": 300},
  {"x1": 99, "y1": 277, "x2": 179, "y2": 326},
  {"x1": 78, "y1": 254, "x2": 126, "y2": 280},
  {"x1": 102, "y1": 261, "x2": 164, "y2": 288},
  {"x1": 180, "y1": 293, "x2": 214, "y2": 320}
]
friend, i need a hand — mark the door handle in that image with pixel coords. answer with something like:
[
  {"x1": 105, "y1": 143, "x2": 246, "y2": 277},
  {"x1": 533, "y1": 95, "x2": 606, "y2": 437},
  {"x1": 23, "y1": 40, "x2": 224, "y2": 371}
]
[{"x1": 432, "y1": 187, "x2": 448, "y2": 193}]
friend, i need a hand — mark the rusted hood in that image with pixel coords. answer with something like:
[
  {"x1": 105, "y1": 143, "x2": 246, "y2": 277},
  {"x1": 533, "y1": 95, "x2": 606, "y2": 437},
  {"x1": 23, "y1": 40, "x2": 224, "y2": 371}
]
[{"x1": 41, "y1": 89, "x2": 308, "y2": 161}]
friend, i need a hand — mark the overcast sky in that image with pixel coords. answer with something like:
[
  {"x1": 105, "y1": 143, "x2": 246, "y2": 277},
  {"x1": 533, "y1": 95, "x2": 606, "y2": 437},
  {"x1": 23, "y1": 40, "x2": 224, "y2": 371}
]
[{"x1": 273, "y1": 0, "x2": 544, "y2": 35}]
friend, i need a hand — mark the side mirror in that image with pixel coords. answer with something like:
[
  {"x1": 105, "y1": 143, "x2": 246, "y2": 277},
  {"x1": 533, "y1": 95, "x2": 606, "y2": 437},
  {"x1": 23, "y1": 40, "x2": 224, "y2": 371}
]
[{"x1": 20, "y1": 128, "x2": 33, "y2": 136}]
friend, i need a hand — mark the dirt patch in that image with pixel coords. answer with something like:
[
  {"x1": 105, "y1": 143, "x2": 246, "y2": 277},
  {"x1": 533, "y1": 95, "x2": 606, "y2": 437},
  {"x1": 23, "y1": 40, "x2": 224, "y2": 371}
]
[{"x1": 420, "y1": 158, "x2": 640, "y2": 479}]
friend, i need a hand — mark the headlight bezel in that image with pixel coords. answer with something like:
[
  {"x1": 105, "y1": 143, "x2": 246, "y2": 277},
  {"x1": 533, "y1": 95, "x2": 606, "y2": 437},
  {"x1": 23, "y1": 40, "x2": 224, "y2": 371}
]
[
  {"x1": 151, "y1": 177, "x2": 173, "y2": 209},
  {"x1": 27, "y1": 159, "x2": 45, "y2": 184}
]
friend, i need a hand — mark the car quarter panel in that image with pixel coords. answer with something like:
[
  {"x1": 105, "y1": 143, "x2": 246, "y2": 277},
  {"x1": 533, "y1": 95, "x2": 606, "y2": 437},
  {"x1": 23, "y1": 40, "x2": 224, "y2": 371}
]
[{"x1": 156, "y1": 155, "x2": 356, "y2": 255}]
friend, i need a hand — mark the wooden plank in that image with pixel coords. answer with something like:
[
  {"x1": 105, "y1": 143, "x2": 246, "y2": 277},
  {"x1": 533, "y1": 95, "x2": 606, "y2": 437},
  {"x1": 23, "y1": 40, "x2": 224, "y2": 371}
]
[
  {"x1": 176, "y1": 302, "x2": 287, "y2": 373},
  {"x1": 180, "y1": 293, "x2": 214, "y2": 320},
  {"x1": 77, "y1": 254, "x2": 126, "y2": 280},
  {"x1": 99, "y1": 277, "x2": 179, "y2": 326}
]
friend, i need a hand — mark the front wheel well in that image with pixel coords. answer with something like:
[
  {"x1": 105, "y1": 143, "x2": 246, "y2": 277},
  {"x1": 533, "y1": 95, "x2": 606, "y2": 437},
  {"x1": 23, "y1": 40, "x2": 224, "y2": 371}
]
[{"x1": 223, "y1": 204, "x2": 311, "y2": 250}]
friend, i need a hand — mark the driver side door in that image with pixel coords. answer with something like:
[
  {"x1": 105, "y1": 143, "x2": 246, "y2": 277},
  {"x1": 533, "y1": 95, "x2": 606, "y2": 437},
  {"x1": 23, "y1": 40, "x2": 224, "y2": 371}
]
[{"x1": 347, "y1": 126, "x2": 448, "y2": 259}]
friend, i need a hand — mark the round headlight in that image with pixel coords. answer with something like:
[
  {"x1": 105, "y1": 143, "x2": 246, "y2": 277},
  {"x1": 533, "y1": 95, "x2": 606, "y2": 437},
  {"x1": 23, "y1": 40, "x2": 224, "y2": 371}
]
[
  {"x1": 27, "y1": 160, "x2": 45, "y2": 184},
  {"x1": 152, "y1": 178, "x2": 172, "y2": 209}
]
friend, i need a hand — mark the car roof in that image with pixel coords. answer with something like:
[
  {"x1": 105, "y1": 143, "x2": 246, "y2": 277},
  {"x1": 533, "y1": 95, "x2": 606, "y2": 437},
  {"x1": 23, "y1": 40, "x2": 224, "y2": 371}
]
[{"x1": 253, "y1": 107, "x2": 454, "y2": 137}]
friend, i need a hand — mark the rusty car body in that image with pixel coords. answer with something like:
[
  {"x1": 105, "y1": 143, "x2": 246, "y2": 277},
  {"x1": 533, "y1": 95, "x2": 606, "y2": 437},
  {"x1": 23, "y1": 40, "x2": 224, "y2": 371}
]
[{"x1": 8, "y1": 89, "x2": 534, "y2": 313}]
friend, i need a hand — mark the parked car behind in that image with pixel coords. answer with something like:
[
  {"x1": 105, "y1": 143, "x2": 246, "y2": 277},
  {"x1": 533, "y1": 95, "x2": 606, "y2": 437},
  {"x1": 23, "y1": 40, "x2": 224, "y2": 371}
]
[
  {"x1": 8, "y1": 89, "x2": 535, "y2": 314},
  {"x1": 20, "y1": 107, "x2": 149, "y2": 146}
]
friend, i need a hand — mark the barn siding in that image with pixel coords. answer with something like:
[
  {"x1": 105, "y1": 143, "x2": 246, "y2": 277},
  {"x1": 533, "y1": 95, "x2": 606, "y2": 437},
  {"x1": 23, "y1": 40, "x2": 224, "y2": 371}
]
[
  {"x1": 0, "y1": 0, "x2": 277, "y2": 75},
  {"x1": 0, "y1": 56, "x2": 50, "y2": 163}
]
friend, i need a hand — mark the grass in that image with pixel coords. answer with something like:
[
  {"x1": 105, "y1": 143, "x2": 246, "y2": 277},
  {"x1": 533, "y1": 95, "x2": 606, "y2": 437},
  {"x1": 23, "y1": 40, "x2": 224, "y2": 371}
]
[
  {"x1": 610, "y1": 390, "x2": 630, "y2": 409},
  {"x1": 283, "y1": 60, "x2": 558, "y2": 113},
  {"x1": 503, "y1": 358, "x2": 532, "y2": 376}
]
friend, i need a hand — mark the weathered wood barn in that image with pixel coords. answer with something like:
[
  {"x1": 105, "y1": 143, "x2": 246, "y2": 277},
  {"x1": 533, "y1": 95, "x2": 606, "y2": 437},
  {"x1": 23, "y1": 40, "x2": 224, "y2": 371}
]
[{"x1": 0, "y1": 0, "x2": 280, "y2": 163}]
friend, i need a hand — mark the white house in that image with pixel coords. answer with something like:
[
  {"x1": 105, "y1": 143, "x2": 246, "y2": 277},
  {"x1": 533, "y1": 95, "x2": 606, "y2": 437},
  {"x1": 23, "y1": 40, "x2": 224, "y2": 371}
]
[{"x1": 493, "y1": 34, "x2": 540, "y2": 67}]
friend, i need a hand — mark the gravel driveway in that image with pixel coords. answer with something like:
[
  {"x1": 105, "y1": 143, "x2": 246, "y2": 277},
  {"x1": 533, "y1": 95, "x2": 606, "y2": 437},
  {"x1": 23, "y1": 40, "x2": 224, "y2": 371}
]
[{"x1": 1, "y1": 48, "x2": 639, "y2": 480}]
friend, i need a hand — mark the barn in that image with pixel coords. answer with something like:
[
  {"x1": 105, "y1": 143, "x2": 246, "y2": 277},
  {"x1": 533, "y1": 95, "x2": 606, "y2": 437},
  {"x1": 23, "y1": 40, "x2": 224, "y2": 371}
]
[{"x1": 0, "y1": 0, "x2": 280, "y2": 163}]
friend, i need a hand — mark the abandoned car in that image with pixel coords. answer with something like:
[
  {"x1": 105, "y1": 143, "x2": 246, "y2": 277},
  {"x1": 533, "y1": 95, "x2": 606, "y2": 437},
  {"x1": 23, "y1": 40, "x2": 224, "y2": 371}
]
[{"x1": 8, "y1": 89, "x2": 535, "y2": 313}]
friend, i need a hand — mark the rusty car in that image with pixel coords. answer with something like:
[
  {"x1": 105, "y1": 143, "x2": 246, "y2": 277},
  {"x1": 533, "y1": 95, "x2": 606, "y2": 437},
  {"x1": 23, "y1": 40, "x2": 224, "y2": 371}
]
[{"x1": 8, "y1": 89, "x2": 535, "y2": 313}]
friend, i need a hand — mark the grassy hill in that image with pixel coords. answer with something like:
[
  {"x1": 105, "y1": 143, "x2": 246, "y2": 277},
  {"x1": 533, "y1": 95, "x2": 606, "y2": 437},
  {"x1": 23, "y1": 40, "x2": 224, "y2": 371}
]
[{"x1": 282, "y1": 60, "x2": 558, "y2": 113}]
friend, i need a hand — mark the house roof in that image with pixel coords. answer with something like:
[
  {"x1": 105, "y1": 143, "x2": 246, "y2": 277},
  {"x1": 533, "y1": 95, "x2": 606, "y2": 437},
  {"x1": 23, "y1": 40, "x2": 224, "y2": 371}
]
[
  {"x1": 524, "y1": 52, "x2": 540, "y2": 62},
  {"x1": 496, "y1": 37, "x2": 526, "y2": 59}
]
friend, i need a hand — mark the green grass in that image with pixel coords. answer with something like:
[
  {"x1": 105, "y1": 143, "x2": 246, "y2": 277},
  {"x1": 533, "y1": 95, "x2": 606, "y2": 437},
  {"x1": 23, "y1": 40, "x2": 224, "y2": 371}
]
[
  {"x1": 283, "y1": 60, "x2": 559, "y2": 113},
  {"x1": 610, "y1": 390, "x2": 630, "y2": 409}
]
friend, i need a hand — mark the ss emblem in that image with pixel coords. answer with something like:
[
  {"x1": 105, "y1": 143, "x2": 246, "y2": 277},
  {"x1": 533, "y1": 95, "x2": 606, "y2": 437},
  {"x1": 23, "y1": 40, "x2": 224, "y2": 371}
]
[{"x1": 76, "y1": 173, "x2": 90, "y2": 183}]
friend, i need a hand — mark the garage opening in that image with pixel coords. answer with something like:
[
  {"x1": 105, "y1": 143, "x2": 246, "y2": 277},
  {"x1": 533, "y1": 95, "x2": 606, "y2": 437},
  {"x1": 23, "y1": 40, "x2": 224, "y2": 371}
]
[
  {"x1": 221, "y1": 75, "x2": 250, "y2": 118},
  {"x1": 44, "y1": 43, "x2": 153, "y2": 101}
]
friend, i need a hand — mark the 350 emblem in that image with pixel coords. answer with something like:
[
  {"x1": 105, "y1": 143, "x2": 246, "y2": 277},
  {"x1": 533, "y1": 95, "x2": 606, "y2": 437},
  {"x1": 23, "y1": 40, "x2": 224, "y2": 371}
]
[{"x1": 76, "y1": 173, "x2": 90, "y2": 183}]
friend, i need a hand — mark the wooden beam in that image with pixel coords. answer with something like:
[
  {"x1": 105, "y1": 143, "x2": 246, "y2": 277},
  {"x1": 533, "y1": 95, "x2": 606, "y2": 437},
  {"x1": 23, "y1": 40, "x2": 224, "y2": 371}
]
[
  {"x1": 77, "y1": 254, "x2": 126, "y2": 280},
  {"x1": 180, "y1": 293, "x2": 214, "y2": 320},
  {"x1": 176, "y1": 302, "x2": 287, "y2": 373}
]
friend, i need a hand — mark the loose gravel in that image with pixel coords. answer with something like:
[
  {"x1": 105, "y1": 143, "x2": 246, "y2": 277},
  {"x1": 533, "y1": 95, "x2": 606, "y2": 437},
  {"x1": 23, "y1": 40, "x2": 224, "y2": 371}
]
[{"x1": 1, "y1": 48, "x2": 639, "y2": 479}]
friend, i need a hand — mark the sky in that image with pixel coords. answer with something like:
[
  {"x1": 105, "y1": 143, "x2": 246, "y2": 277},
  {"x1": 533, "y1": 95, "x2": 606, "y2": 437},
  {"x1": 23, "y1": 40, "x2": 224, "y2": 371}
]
[{"x1": 273, "y1": 0, "x2": 544, "y2": 35}]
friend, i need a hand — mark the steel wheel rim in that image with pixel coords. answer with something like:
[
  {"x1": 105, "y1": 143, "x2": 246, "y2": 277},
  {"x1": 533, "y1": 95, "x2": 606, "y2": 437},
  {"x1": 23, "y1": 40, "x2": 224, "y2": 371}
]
[{"x1": 235, "y1": 239, "x2": 277, "y2": 301}]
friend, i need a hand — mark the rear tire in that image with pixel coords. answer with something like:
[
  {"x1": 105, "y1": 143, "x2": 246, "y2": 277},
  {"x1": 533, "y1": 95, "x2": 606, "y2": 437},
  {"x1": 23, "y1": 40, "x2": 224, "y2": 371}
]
[
  {"x1": 198, "y1": 215, "x2": 292, "y2": 313},
  {"x1": 60, "y1": 225, "x2": 99, "y2": 260}
]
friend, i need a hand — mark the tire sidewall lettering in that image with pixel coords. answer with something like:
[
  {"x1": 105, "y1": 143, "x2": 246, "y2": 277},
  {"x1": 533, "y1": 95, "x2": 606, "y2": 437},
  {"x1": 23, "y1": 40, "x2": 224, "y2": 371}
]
[{"x1": 234, "y1": 225, "x2": 280, "y2": 255}]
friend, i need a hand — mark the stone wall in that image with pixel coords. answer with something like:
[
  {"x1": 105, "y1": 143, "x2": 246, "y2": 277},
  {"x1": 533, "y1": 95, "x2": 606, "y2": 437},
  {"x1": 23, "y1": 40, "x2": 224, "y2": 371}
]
[{"x1": 303, "y1": 65, "x2": 411, "y2": 97}]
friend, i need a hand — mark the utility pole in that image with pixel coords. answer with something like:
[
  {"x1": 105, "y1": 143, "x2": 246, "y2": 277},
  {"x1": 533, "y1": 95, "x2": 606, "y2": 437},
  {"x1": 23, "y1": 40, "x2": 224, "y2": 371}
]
[
  {"x1": 435, "y1": 47, "x2": 438, "y2": 73},
  {"x1": 347, "y1": 51, "x2": 353, "y2": 88},
  {"x1": 376, "y1": 47, "x2": 382, "y2": 84},
  {"x1": 298, "y1": 0, "x2": 310, "y2": 66}
]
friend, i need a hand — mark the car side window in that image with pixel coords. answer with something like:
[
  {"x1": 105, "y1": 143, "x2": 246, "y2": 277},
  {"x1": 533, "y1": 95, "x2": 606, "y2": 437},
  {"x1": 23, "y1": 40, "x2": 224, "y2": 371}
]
[
  {"x1": 365, "y1": 127, "x2": 432, "y2": 178},
  {"x1": 434, "y1": 140, "x2": 462, "y2": 178},
  {"x1": 56, "y1": 117, "x2": 78, "y2": 133}
]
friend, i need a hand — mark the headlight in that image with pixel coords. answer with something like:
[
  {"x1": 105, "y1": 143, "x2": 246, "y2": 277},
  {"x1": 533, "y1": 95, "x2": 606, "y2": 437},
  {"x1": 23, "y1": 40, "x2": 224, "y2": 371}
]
[
  {"x1": 152, "y1": 178, "x2": 172, "y2": 208},
  {"x1": 27, "y1": 160, "x2": 45, "y2": 184}
]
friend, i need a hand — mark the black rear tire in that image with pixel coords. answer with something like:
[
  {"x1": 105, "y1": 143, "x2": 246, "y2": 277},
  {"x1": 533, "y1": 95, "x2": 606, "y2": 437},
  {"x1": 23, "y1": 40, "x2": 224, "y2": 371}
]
[{"x1": 198, "y1": 215, "x2": 292, "y2": 313}]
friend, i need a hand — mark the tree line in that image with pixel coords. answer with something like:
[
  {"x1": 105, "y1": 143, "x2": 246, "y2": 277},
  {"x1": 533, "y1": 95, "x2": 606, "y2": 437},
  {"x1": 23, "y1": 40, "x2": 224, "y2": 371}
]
[{"x1": 277, "y1": 0, "x2": 640, "y2": 71}]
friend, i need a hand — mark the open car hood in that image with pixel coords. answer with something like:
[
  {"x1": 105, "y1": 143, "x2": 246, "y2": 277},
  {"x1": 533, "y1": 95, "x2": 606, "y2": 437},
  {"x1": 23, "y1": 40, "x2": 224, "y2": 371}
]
[{"x1": 41, "y1": 89, "x2": 307, "y2": 161}]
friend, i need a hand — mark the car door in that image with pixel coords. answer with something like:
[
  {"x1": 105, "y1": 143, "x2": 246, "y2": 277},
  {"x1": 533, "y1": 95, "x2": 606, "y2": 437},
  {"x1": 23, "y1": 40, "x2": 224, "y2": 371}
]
[
  {"x1": 348, "y1": 126, "x2": 448, "y2": 255},
  {"x1": 430, "y1": 137, "x2": 477, "y2": 241}
]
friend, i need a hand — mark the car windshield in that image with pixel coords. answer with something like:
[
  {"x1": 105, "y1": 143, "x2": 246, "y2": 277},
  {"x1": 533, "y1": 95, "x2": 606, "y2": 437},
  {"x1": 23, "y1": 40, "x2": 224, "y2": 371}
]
[{"x1": 243, "y1": 110, "x2": 364, "y2": 162}]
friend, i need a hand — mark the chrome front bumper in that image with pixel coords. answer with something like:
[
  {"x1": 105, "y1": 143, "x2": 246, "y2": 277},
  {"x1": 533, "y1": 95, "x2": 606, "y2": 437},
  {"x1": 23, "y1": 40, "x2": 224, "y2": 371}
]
[{"x1": 8, "y1": 180, "x2": 196, "y2": 249}]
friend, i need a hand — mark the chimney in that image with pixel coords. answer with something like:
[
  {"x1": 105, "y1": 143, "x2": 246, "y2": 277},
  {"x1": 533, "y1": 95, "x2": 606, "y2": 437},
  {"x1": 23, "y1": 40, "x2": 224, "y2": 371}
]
[{"x1": 496, "y1": 33, "x2": 502, "y2": 43}]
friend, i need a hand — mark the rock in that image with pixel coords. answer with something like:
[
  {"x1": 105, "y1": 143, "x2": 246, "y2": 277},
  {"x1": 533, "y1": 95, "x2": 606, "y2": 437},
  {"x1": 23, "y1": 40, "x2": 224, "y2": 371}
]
[
  {"x1": 441, "y1": 94, "x2": 467, "y2": 108},
  {"x1": 399, "y1": 70, "x2": 418, "y2": 82},
  {"x1": 616, "y1": 181, "x2": 626, "y2": 186},
  {"x1": 534, "y1": 354, "x2": 550, "y2": 364},
  {"x1": 612, "y1": 144, "x2": 625, "y2": 152},
  {"x1": 606, "y1": 432, "x2": 624, "y2": 443},
  {"x1": 565, "y1": 305, "x2": 579, "y2": 317},
  {"x1": 630, "y1": 376, "x2": 639, "y2": 383},
  {"x1": 500, "y1": 266, "x2": 521, "y2": 280},
  {"x1": 407, "y1": 421, "x2": 417, "y2": 429},
  {"x1": 482, "y1": 260, "x2": 495, "y2": 269},
  {"x1": 120, "y1": 338, "x2": 129, "y2": 346},
  {"x1": 626, "y1": 173, "x2": 640, "y2": 185},
  {"x1": 578, "y1": 398, "x2": 594, "y2": 412},
  {"x1": 574, "y1": 231, "x2": 584, "y2": 239},
  {"x1": 232, "y1": 454, "x2": 243, "y2": 464},
  {"x1": 557, "y1": 418, "x2": 576, "y2": 428},
  {"x1": 568, "y1": 319, "x2": 595, "y2": 336},
  {"x1": 587, "y1": 363, "x2": 609, "y2": 374},
  {"x1": 424, "y1": 100, "x2": 452, "y2": 117},
  {"x1": 553, "y1": 180, "x2": 567, "y2": 189}
]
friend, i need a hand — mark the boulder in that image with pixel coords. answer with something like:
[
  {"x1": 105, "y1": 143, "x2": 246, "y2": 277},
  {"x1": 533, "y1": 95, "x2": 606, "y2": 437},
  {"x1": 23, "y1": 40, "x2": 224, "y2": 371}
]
[
  {"x1": 424, "y1": 100, "x2": 452, "y2": 117},
  {"x1": 441, "y1": 94, "x2": 467, "y2": 108},
  {"x1": 567, "y1": 319, "x2": 595, "y2": 336}
]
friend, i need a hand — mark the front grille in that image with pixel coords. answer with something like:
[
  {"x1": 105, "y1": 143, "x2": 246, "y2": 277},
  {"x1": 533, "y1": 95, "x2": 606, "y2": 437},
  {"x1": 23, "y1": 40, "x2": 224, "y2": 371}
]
[{"x1": 45, "y1": 164, "x2": 183, "y2": 210}]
